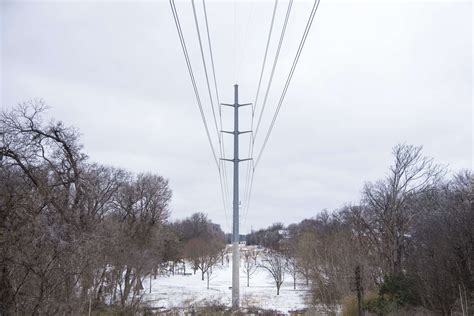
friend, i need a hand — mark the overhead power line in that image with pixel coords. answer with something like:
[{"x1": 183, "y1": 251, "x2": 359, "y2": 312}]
[
  {"x1": 242, "y1": 0, "x2": 278, "y2": 231},
  {"x1": 203, "y1": 0, "x2": 232, "y2": 212},
  {"x1": 243, "y1": 0, "x2": 293, "y2": 228},
  {"x1": 170, "y1": 0, "x2": 231, "y2": 232},
  {"x1": 252, "y1": 0, "x2": 279, "y2": 118},
  {"x1": 191, "y1": 0, "x2": 220, "y2": 142},
  {"x1": 243, "y1": 0, "x2": 322, "y2": 232},
  {"x1": 253, "y1": 0, "x2": 293, "y2": 140},
  {"x1": 255, "y1": 0, "x2": 321, "y2": 168},
  {"x1": 193, "y1": 0, "x2": 232, "y2": 218},
  {"x1": 169, "y1": 0, "x2": 219, "y2": 168}
]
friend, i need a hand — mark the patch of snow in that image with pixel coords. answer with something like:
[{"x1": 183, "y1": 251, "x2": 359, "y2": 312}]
[{"x1": 142, "y1": 246, "x2": 310, "y2": 314}]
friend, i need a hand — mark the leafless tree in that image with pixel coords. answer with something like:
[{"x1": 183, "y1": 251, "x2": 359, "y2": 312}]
[
  {"x1": 354, "y1": 144, "x2": 444, "y2": 274},
  {"x1": 242, "y1": 247, "x2": 260, "y2": 287},
  {"x1": 184, "y1": 238, "x2": 224, "y2": 282},
  {"x1": 405, "y1": 170, "x2": 473, "y2": 314},
  {"x1": 259, "y1": 249, "x2": 285, "y2": 295},
  {"x1": 0, "y1": 102, "x2": 173, "y2": 314}
]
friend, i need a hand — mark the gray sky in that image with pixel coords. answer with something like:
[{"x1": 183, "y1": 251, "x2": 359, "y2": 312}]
[{"x1": 1, "y1": 0, "x2": 472, "y2": 233}]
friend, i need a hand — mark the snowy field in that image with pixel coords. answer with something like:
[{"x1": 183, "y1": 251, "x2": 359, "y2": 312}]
[{"x1": 142, "y1": 246, "x2": 311, "y2": 314}]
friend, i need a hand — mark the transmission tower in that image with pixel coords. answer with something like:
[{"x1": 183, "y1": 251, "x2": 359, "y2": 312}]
[{"x1": 221, "y1": 84, "x2": 251, "y2": 308}]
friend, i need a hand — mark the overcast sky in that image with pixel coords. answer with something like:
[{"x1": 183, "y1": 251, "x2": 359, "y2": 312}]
[{"x1": 1, "y1": 0, "x2": 472, "y2": 233}]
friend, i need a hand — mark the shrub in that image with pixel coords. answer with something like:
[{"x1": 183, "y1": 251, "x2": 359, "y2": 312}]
[
  {"x1": 379, "y1": 273, "x2": 419, "y2": 306},
  {"x1": 364, "y1": 273, "x2": 419, "y2": 315},
  {"x1": 341, "y1": 295, "x2": 358, "y2": 316}
]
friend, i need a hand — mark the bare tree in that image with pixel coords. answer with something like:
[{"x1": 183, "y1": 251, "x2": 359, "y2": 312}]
[
  {"x1": 0, "y1": 101, "x2": 93, "y2": 314},
  {"x1": 354, "y1": 144, "x2": 444, "y2": 274},
  {"x1": 184, "y1": 238, "x2": 224, "y2": 282},
  {"x1": 259, "y1": 250, "x2": 285, "y2": 295},
  {"x1": 110, "y1": 173, "x2": 172, "y2": 307},
  {"x1": 406, "y1": 170, "x2": 473, "y2": 314},
  {"x1": 285, "y1": 256, "x2": 298, "y2": 290},
  {"x1": 0, "y1": 102, "x2": 173, "y2": 314},
  {"x1": 242, "y1": 247, "x2": 260, "y2": 287},
  {"x1": 280, "y1": 237, "x2": 299, "y2": 290}
]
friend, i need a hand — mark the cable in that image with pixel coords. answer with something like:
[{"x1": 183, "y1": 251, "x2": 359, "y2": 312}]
[
  {"x1": 191, "y1": 0, "x2": 221, "y2": 144},
  {"x1": 203, "y1": 0, "x2": 221, "y2": 113},
  {"x1": 203, "y1": 0, "x2": 232, "y2": 214},
  {"x1": 243, "y1": 0, "x2": 291, "y2": 221},
  {"x1": 242, "y1": 160, "x2": 255, "y2": 233},
  {"x1": 242, "y1": 0, "x2": 279, "y2": 228},
  {"x1": 252, "y1": 0, "x2": 279, "y2": 118},
  {"x1": 194, "y1": 0, "x2": 232, "y2": 230},
  {"x1": 169, "y1": 0, "x2": 219, "y2": 168},
  {"x1": 253, "y1": 0, "x2": 293, "y2": 140},
  {"x1": 244, "y1": 0, "x2": 321, "y2": 229},
  {"x1": 255, "y1": 0, "x2": 321, "y2": 168},
  {"x1": 242, "y1": 0, "x2": 292, "y2": 218}
]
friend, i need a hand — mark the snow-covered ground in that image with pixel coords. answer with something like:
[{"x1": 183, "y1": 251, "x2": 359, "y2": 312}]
[{"x1": 142, "y1": 246, "x2": 311, "y2": 314}]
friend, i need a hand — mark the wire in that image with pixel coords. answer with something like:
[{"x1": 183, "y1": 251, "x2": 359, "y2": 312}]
[
  {"x1": 202, "y1": 0, "x2": 230, "y2": 228},
  {"x1": 242, "y1": 160, "x2": 255, "y2": 232},
  {"x1": 203, "y1": 0, "x2": 231, "y2": 213},
  {"x1": 255, "y1": 0, "x2": 321, "y2": 168},
  {"x1": 193, "y1": 0, "x2": 232, "y2": 230},
  {"x1": 169, "y1": 0, "x2": 219, "y2": 168},
  {"x1": 242, "y1": 0, "x2": 279, "y2": 229},
  {"x1": 244, "y1": 0, "x2": 322, "y2": 230},
  {"x1": 191, "y1": 0, "x2": 221, "y2": 143},
  {"x1": 253, "y1": 0, "x2": 293, "y2": 140},
  {"x1": 203, "y1": 0, "x2": 221, "y2": 111},
  {"x1": 252, "y1": 0, "x2": 279, "y2": 118},
  {"x1": 243, "y1": 0, "x2": 292, "y2": 221}
]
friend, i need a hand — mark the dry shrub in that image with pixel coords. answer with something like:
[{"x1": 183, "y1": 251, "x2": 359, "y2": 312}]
[{"x1": 341, "y1": 295, "x2": 358, "y2": 316}]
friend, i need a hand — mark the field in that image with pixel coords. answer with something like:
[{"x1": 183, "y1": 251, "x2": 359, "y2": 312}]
[{"x1": 142, "y1": 246, "x2": 310, "y2": 313}]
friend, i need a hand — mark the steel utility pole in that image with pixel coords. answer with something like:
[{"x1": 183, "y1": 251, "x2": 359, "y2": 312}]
[{"x1": 221, "y1": 84, "x2": 251, "y2": 308}]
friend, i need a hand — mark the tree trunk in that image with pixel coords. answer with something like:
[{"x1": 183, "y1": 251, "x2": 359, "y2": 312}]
[{"x1": 121, "y1": 267, "x2": 132, "y2": 307}]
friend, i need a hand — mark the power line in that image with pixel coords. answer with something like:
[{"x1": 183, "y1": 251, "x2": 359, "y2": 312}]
[
  {"x1": 170, "y1": 0, "x2": 231, "y2": 231},
  {"x1": 193, "y1": 0, "x2": 232, "y2": 230},
  {"x1": 244, "y1": 0, "x2": 321, "y2": 230},
  {"x1": 243, "y1": 0, "x2": 293, "y2": 223},
  {"x1": 203, "y1": 0, "x2": 221, "y2": 111},
  {"x1": 203, "y1": 0, "x2": 232, "y2": 229},
  {"x1": 242, "y1": 0, "x2": 278, "y2": 230},
  {"x1": 252, "y1": 0, "x2": 279, "y2": 117},
  {"x1": 169, "y1": 0, "x2": 219, "y2": 168},
  {"x1": 191, "y1": 0, "x2": 221, "y2": 142},
  {"x1": 255, "y1": 0, "x2": 321, "y2": 168},
  {"x1": 203, "y1": 0, "x2": 232, "y2": 214},
  {"x1": 253, "y1": 0, "x2": 293, "y2": 140}
]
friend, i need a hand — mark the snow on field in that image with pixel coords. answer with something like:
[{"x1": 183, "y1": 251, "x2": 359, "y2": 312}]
[{"x1": 143, "y1": 246, "x2": 310, "y2": 314}]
